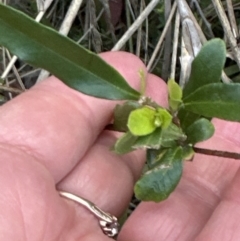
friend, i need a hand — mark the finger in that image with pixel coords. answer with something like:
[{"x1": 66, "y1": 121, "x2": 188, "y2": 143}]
[
  {"x1": 0, "y1": 52, "x2": 146, "y2": 182},
  {"x1": 191, "y1": 119, "x2": 240, "y2": 240},
  {"x1": 0, "y1": 51, "x2": 168, "y2": 240},
  {"x1": 118, "y1": 119, "x2": 240, "y2": 240},
  {"x1": 194, "y1": 166, "x2": 240, "y2": 240}
]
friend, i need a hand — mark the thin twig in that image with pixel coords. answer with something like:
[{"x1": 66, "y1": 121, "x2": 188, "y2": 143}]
[
  {"x1": 59, "y1": 0, "x2": 84, "y2": 35},
  {"x1": 136, "y1": 0, "x2": 144, "y2": 57},
  {"x1": 211, "y1": 0, "x2": 240, "y2": 69},
  {"x1": 179, "y1": 37, "x2": 192, "y2": 87},
  {"x1": 177, "y1": 0, "x2": 202, "y2": 57},
  {"x1": 191, "y1": 0, "x2": 214, "y2": 38},
  {"x1": 126, "y1": 0, "x2": 134, "y2": 53},
  {"x1": 177, "y1": 0, "x2": 231, "y2": 84},
  {"x1": 77, "y1": 9, "x2": 105, "y2": 44},
  {"x1": 112, "y1": 0, "x2": 160, "y2": 51},
  {"x1": 177, "y1": 0, "x2": 206, "y2": 44},
  {"x1": 193, "y1": 147, "x2": 240, "y2": 160},
  {"x1": 1, "y1": 0, "x2": 54, "y2": 80},
  {"x1": 162, "y1": 0, "x2": 172, "y2": 81},
  {"x1": 226, "y1": 0, "x2": 239, "y2": 38},
  {"x1": 144, "y1": 5, "x2": 149, "y2": 65},
  {"x1": 147, "y1": 1, "x2": 177, "y2": 71},
  {"x1": 99, "y1": 0, "x2": 116, "y2": 43},
  {"x1": 170, "y1": 11, "x2": 180, "y2": 80},
  {"x1": 37, "y1": 0, "x2": 84, "y2": 82},
  {"x1": 2, "y1": 48, "x2": 12, "y2": 99},
  {"x1": 6, "y1": 50, "x2": 25, "y2": 90},
  {"x1": 0, "y1": 85, "x2": 24, "y2": 94}
]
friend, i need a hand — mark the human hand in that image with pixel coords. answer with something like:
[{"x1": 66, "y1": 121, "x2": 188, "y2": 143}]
[{"x1": 0, "y1": 52, "x2": 240, "y2": 241}]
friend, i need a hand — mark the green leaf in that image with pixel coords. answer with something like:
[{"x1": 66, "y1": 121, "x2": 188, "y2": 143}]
[
  {"x1": 168, "y1": 79, "x2": 183, "y2": 111},
  {"x1": 132, "y1": 123, "x2": 184, "y2": 149},
  {"x1": 132, "y1": 128, "x2": 162, "y2": 149},
  {"x1": 185, "y1": 118, "x2": 215, "y2": 144},
  {"x1": 113, "y1": 101, "x2": 141, "y2": 132},
  {"x1": 127, "y1": 106, "x2": 157, "y2": 136},
  {"x1": 155, "y1": 108, "x2": 172, "y2": 129},
  {"x1": 161, "y1": 123, "x2": 186, "y2": 146},
  {"x1": 177, "y1": 109, "x2": 200, "y2": 131},
  {"x1": 139, "y1": 69, "x2": 146, "y2": 95},
  {"x1": 134, "y1": 147, "x2": 183, "y2": 202},
  {"x1": 113, "y1": 132, "x2": 138, "y2": 154},
  {"x1": 183, "y1": 39, "x2": 226, "y2": 98},
  {"x1": 183, "y1": 83, "x2": 240, "y2": 121},
  {"x1": 0, "y1": 4, "x2": 140, "y2": 100},
  {"x1": 168, "y1": 79, "x2": 183, "y2": 100}
]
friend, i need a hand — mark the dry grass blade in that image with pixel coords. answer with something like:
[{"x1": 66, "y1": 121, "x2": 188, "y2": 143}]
[
  {"x1": 212, "y1": 0, "x2": 240, "y2": 69},
  {"x1": 170, "y1": 11, "x2": 180, "y2": 80},
  {"x1": 226, "y1": 0, "x2": 239, "y2": 38},
  {"x1": 1, "y1": 0, "x2": 54, "y2": 83},
  {"x1": 161, "y1": 0, "x2": 172, "y2": 81},
  {"x1": 98, "y1": 0, "x2": 116, "y2": 43},
  {"x1": 177, "y1": 0, "x2": 202, "y2": 56},
  {"x1": 147, "y1": 1, "x2": 177, "y2": 72},
  {"x1": 112, "y1": 0, "x2": 160, "y2": 51},
  {"x1": 37, "y1": 0, "x2": 84, "y2": 82},
  {"x1": 190, "y1": 0, "x2": 214, "y2": 38}
]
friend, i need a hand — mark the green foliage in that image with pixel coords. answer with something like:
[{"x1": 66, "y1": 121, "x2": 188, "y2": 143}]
[
  {"x1": 113, "y1": 101, "x2": 141, "y2": 132},
  {"x1": 132, "y1": 128, "x2": 162, "y2": 150},
  {"x1": 177, "y1": 109, "x2": 199, "y2": 132},
  {"x1": 134, "y1": 147, "x2": 183, "y2": 202},
  {"x1": 112, "y1": 38, "x2": 240, "y2": 202},
  {"x1": 0, "y1": 4, "x2": 139, "y2": 100},
  {"x1": 155, "y1": 109, "x2": 172, "y2": 129},
  {"x1": 113, "y1": 132, "x2": 137, "y2": 155},
  {"x1": 183, "y1": 83, "x2": 240, "y2": 121},
  {"x1": 168, "y1": 78, "x2": 183, "y2": 111},
  {"x1": 183, "y1": 39, "x2": 226, "y2": 98},
  {"x1": 0, "y1": 3, "x2": 238, "y2": 203},
  {"x1": 185, "y1": 118, "x2": 215, "y2": 144},
  {"x1": 127, "y1": 106, "x2": 157, "y2": 136}
]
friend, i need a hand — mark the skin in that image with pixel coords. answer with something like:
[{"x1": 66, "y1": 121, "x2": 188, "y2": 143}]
[{"x1": 0, "y1": 52, "x2": 240, "y2": 241}]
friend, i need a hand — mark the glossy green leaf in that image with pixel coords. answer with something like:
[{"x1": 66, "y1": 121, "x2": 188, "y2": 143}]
[
  {"x1": 132, "y1": 128, "x2": 162, "y2": 149},
  {"x1": 168, "y1": 79, "x2": 183, "y2": 111},
  {"x1": 185, "y1": 118, "x2": 215, "y2": 144},
  {"x1": 161, "y1": 123, "x2": 186, "y2": 146},
  {"x1": 177, "y1": 109, "x2": 200, "y2": 131},
  {"x1": 183, "y1": 39, "x2": 226, "y2": 98},
  {"x1": 132, "y1": 122, "x2": 183, "y2": 150},
  {"x1": 0, "y1": 4, "x2": 140, "y2": 100},
  {"x1": 134, "y1": 147, "x2": 183, "y2": 202},
  {"x1": 113, "y1": 132, "x2": 138, "y2": 154},
  {"x1": 183, "y1": 83, "x2": 240, "y2": 121},
  {"x1": 113, "y1": 101, "x2": 141, "y2": 132},
  {"x1": 155, "y1": 108, "x2": 172, "y2": 129},
  {"x1": 168, "y1": 79, "x2": 183, "y2": 100},
  {"x1": 127, "y1": 106, "x2": 157, "y2": 136}
]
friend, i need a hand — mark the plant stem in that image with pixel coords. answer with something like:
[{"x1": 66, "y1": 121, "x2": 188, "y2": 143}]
[{"x1": 193, "y1": 147, "x2": 240, "y2": 160}]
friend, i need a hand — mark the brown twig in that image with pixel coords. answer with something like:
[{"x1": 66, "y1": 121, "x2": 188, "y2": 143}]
[
  {"x1": 193, "y1": 147, "x2": 240, "y2": 160},
  {"x1": 0, "y1": 85, "x2": 24, "y2": 94}
]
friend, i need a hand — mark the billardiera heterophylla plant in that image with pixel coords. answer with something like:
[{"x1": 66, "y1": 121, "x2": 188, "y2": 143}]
[
  {"x1": 111, "y1": 39, "x2": 240, "y2": 202},
  {"x1": 0, "y1": 4, "x2": 240, "y2": 202}
]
